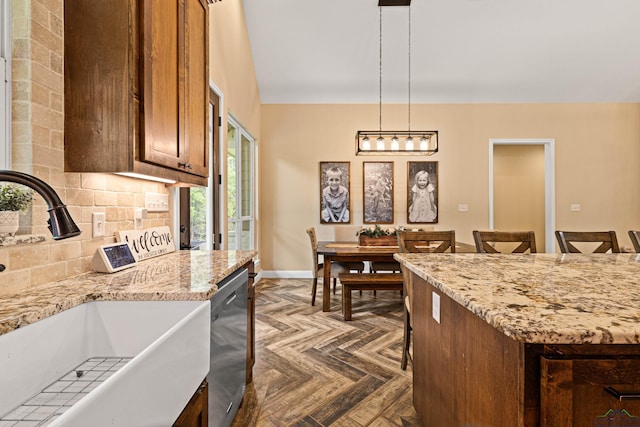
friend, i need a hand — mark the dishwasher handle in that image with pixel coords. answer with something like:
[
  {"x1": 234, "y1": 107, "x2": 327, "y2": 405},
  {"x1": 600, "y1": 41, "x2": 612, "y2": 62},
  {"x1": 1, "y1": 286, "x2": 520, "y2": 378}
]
[{"x1": 225, "y1": 292, "x2": 237, "y2": 305}]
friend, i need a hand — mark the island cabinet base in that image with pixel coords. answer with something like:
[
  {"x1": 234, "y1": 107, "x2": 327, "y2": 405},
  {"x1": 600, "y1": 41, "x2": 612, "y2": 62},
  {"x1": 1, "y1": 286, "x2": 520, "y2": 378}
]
[
  {"x1": 173, "y1": 379, "x2": 208, "y2": 427},
  {"x1": 541, "y1": 357, "x2": 640, "y2": 427},
  {"x1": 411, "y1": 273, "x2": 640, "y2": 427}
]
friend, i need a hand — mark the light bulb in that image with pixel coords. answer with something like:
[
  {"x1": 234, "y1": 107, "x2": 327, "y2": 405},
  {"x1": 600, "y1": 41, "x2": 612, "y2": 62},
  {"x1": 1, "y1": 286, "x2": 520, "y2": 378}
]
[
  {"x1": 420, "y1": 136, "x2": 429, "y2": 151},
  {"x1": 362, "y1": 136, "x2": 371, "y2": 150},
  {"x1": 405, "y1": 136, "x2": 414, "y2": 151},
  {"x1": 391, "y1": 136, "x2": 399, "y2": 151},
  {"x1": 376, "y1": 136, "x2": 385, "y2": 151}
]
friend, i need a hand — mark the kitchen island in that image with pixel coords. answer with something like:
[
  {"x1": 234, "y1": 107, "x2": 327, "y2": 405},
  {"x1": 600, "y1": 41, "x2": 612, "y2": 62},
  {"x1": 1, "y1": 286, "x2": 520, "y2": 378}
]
[{"x1": 394, "y1": 253, "x2": 640, "y2": 427}]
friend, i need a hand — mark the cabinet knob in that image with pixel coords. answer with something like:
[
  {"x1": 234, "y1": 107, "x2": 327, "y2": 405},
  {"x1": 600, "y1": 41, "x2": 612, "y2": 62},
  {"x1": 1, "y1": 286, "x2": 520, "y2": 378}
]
[{"x1": 179, "y1": 162, "x2": 193, "y2": 170}]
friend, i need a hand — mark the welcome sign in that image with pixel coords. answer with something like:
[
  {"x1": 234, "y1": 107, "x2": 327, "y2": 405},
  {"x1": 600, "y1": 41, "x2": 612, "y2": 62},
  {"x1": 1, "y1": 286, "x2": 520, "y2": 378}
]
[{"x1": 116, "y1": 226, "x2": 176, "y2": 262}]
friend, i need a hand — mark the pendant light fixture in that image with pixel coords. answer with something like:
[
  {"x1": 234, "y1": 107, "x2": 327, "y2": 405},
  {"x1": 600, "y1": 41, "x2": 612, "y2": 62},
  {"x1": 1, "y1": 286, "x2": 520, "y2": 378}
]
[{"x1": 356, "y1": 0, "x2": 438, "y2": 156}]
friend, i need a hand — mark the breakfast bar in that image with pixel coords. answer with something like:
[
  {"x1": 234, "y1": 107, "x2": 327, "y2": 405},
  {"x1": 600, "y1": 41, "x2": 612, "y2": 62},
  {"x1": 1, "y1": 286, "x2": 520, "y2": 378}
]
[{"x1": 394, "y1": 253, "x2": 640, "y2": 427}]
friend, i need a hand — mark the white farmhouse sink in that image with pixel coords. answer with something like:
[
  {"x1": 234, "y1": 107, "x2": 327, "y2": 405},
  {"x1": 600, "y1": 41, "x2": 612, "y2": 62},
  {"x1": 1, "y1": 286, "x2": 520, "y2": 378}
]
[{"x1": 0, "y1": 300, "x2": 210, "y2": 426}]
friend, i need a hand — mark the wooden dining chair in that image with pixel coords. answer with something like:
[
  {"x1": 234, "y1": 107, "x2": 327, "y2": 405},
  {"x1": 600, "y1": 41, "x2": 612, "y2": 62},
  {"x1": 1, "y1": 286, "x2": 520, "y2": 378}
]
[
  {"x1": 397, "y1": 230, "x2": 456, "y2": 370},
  {"x1": 555, "y1": 230, "x2": 620, "y2": 253},
  {"x1": 306, "y1": 227, "x2": 365, "y2": 306},
  {"x1": 628, "y1": 231, "x2": 640, "y2": 253},
  {"x1": 473, "y1": 230, "x2": 537, "y2": 254}
]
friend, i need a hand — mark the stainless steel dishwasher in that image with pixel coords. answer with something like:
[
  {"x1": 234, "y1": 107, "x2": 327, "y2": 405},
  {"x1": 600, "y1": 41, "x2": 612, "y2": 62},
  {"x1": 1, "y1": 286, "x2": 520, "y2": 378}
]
[{"x1": 208, "y1": 268, "x2": 248, "y2": 427}]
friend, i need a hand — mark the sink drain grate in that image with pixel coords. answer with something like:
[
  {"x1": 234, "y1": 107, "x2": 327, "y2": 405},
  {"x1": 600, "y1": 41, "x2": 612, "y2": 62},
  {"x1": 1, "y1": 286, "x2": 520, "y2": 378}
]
[{"x1": 0, "y1": 357, "x2": 132, "y2": 425}]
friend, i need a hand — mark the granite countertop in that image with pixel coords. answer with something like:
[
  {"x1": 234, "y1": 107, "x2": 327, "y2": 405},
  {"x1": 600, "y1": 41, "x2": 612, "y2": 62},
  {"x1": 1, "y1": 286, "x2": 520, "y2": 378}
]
[
  {"x1": 0, "y1": 250, "x2": 256, "y2": 336},
  {"x1": 394, "y1": 252, "x2": 640, "y2": 345}
]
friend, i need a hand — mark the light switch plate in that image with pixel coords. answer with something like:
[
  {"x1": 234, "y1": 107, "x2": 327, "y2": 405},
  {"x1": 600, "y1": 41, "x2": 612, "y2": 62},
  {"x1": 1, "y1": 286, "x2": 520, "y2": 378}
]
[
  {"x1": 570, "y1": 203, "x2": 581, "y2": 212},
  {"x1": 458, "y1": 203, "x2": 469, "y2": 212},
  {"x1": 92, "y1": 212, "x2": 105, "y2": 237},
  {"x1": 134, "y1": 208, "x2": 147, "y2": 229},
  {"x1": 432, "y1": 292, "x2": 441, "y2": 324},
  {"x1": 145, "y1": 193, "x2": 169, "y2": 212}
]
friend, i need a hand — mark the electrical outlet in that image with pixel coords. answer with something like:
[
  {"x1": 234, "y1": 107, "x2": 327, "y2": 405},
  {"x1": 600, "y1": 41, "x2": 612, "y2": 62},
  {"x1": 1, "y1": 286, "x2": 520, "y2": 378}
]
[
  {"x1": 432, "y1": 292, "x2": 441, "y2": 324},
  {"x1": 92, "y1": 212, "x2": 105, "y2": 237}
]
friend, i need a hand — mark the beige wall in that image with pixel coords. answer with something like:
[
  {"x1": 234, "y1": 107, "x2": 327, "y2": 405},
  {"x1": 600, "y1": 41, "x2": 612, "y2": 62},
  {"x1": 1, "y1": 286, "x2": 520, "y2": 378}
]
[
  {"x1": 209, "y1": 1, "x2": 260, "y2": 134},
  {"x1": 260, "y1": 103, "x2": 640, "y2": 272},
  {"x1": 209, "y1": 1, "x2": 261, "y2": 250},
  {"x1": 1, "y1": 0, "x2": 170, "y2": 295}
]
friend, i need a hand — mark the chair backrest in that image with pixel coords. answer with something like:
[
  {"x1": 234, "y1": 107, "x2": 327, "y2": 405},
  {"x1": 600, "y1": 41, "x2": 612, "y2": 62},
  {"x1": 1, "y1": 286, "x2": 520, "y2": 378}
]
[
  {"x1": 397, "y1": 230, "x2": 455, "y2": 325},
  {"x1": 397, "y1": 230, "x2": 456, "y2": 253},
  {"x1": 306, "y1": 227, "x2": 320, "y2": 278},
  {"x1": 555, "y1": 230, "x2": 620, "y2": 253},
  {"x1": 628, "y1": 230, "x2": 640, "y2": 253},
  {"x1": 473, "y1": 230, "x2": 537, "y2": 254}
]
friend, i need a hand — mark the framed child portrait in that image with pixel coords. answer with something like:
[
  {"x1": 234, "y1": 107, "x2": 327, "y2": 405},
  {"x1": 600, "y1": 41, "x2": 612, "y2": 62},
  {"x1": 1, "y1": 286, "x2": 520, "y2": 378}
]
[
  {"x1": 320, "y1": 161, "x2": 352, "y2": 223},
  {"x1": 363, "y1": 161, "x2": 394, "y2": 224},
  {"x1": 407, "y1": 161, "x2": 438, "y2": 224}
]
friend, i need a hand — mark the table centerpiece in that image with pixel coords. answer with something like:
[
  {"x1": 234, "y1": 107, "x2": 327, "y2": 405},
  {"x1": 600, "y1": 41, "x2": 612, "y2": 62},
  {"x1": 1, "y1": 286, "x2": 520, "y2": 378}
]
[{"x1": 356, "y1": 224, "x2": 398, "y2": 246}]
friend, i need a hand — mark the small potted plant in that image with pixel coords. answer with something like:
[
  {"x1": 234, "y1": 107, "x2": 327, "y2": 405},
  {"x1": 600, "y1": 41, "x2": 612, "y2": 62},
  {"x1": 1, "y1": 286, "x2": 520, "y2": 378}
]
[
  {"x1": 356, "y1": 224, "x2": 398, "y2": 246},
  {"x1": 0, "y1": 184, "x2": 33, "y2": 236}
]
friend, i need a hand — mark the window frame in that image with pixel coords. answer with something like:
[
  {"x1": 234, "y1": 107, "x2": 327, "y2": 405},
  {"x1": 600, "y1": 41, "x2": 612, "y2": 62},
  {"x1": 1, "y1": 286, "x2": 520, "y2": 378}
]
[
  {"x1": 226, "y1": 114, "x2": 255, "y2": 251},
  {"x1": 1, "y1": 0, "x2": 11, "y2": 169}
]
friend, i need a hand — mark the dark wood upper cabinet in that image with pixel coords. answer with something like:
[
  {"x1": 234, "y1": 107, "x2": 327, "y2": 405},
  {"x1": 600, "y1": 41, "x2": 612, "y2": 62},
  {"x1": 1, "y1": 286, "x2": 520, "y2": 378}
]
[{"x1": 64, "y1": 0, "x2": 209, "y2": 186}]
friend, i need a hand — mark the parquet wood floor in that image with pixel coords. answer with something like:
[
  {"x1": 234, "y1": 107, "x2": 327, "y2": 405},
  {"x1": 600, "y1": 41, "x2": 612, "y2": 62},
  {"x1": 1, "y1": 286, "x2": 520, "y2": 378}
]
[{"x1": 231, "y1": 278, "x2": 421, "y2": 427}]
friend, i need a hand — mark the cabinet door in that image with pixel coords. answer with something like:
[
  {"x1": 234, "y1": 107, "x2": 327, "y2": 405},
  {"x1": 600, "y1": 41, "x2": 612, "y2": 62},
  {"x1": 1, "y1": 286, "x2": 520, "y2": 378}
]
[
  {"x1": 173, "y1": 380, "x2": 208, "y2": 427},
  {"x1": 141, "y1": 0, "x2": 187, "y2": 171},
  {"x1": 541, "y1": 357, "x2": 640, "y2": 427},
  {"x1": 183, "y1": 0, "x2": 209, "y2": 177}
]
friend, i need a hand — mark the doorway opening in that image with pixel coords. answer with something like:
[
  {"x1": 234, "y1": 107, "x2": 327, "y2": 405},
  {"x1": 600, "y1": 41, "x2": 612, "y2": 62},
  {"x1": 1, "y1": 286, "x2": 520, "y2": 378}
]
[{"x1": 489, "y1": 139, "x2": 555, "y2": 253}]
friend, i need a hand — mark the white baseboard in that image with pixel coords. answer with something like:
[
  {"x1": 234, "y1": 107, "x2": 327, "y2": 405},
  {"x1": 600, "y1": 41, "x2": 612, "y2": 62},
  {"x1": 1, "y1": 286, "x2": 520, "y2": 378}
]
[{"x1": 260, "y1": 270, "x2": 312, "y2": 279}]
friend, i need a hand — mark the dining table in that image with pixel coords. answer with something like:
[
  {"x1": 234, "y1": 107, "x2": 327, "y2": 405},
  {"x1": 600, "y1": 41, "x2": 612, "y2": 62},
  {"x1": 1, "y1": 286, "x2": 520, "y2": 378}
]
[{"x1": 317, "y1": 240, "x2": 476, "y2": 312}]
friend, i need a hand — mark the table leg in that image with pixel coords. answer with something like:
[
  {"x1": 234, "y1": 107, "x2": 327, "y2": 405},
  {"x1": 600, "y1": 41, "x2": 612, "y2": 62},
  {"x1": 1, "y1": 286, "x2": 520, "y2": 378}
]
[{"x1": 323, "y1": 256, "x2": 332, "y2": 312}]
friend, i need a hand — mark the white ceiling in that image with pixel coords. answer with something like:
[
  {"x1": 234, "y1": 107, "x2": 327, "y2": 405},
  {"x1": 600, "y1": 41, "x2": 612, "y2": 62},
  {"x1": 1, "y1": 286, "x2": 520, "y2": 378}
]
[{"x1": 242, "y1": 0, "x2": 640, "y2": 104}]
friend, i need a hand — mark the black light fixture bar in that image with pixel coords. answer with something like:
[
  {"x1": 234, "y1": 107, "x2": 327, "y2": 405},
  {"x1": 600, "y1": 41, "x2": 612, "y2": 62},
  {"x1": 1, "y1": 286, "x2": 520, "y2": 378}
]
[
  {"x1": 355, "y1": 130, "x2": 438, "y2": 156},
  {"x1": 378, "y1": 0, "x2": 411, "y2": 6}
]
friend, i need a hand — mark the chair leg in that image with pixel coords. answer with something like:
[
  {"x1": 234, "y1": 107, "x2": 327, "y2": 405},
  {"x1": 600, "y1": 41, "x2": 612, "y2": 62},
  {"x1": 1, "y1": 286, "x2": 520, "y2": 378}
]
[
  {"x1": 333, "y1": 277, "x2": 337, "y2": 294},
  {"x1": 311, "y1": 277, "x2": 318, "y2": 306},
  {"x1": 370, "y1": 268, "x2": 381, "y2": 296},
  {"x1": 401, "y1": 306, "x2": 411, "y2": 370}
]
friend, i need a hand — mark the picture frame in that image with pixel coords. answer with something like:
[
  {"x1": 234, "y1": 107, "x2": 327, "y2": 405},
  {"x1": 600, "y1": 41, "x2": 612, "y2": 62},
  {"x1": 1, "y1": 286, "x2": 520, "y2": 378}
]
[
  {"x1": 320, "y1": 161, "x2": 351, "y2": 223},
  {"x1": 363, "y1": 161, "x2": 394, "y2": 224},
  {"x1": 407, "y1": 161, "x2": 438, "y2": 224}
]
